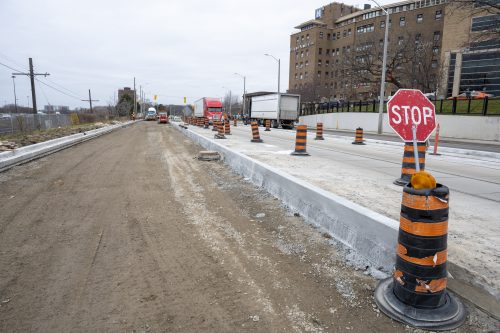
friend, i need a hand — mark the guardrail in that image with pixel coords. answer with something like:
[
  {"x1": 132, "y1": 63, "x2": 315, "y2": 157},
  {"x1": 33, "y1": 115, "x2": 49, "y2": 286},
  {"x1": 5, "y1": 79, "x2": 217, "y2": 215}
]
[{"x1": 300, "y1": 96, "x2": 499, "y2": 116}]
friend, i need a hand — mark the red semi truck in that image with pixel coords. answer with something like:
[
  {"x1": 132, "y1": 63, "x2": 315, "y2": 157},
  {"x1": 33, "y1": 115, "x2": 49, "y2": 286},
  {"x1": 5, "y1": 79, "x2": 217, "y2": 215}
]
[{"x1": 193, "y1": 97, "x2": 223, "y2": 124}]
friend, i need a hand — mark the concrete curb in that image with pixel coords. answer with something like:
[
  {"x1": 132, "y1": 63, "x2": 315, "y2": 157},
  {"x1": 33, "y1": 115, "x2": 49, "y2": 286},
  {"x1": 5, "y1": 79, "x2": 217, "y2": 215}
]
[
  {"x1": 174, "y1": 123, "x2": 500, "y2": 315},
  {"x1": 174, "y1": 123, "x2": 399, "y2": 271},
  {"x1": 0, "y1": 121, "x2": 136, "y2": 172}
]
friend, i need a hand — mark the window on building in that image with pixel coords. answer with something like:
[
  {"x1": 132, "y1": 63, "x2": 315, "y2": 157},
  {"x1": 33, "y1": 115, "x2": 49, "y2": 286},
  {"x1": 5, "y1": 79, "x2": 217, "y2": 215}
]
[
  {"x1": 305, "y1": 72, "x2": 308, "y2": 78},
  {"x1": 346, "y1": 46, "x2": 351, "y2": 52},
  {"x1": 300, "y1": 73, "x2": 303, "y2": 80},
  {"x1": 379, "y1": 39, "x2": 384, "y2": 47},
  {"x1": 319, "y1": 31, "x2": 324, "y2": 38},
  {"x1": 431, "y1": 60, "x2": 438, "y2": 68},
  {"x1": 326, "y1": 60, "x2": 330, "y2": 67},
  {"x1": 296, "y1": 37, "x2": 299, "y2": 44},
  {"x1": 295, "y1": 52, "x2": 298, "y2": 59},
  {"x1": 295, "y1": 73, "x2": 298, "y2": 79},
  {"x1": 295, "y1": 63, "x2": 298, "y2": 69},
  {"x1": 389, "y1": 19, "x2": 392, "y2": 28},
  {"x1": 336, "y1": 48, "x2": 339, "y2": 55},
  {"x1": 432, "y1": 46, "x2": 439, "y2": 55},
  {"x1": 317, "y1": 71, "x2": 321, "y2": 78},
  {"x1": 319, "y1": 48, "x2": 322, "y2": 55},
  {"x1": 300, "y1": 62, "x2": 303, "y2": 68},
  {"x1": 343, "y1": 30, "x2": 347, "y2": 37},
  {"x1": 318, "y1": 59, "x2": 322, "y2": 66},
  {"x1": 435, "y1": 10, "x2": 442, "y2": 20},
  {"x1": 333, "y1": 33, "x2": 337, "y2": 40},
  {"x1": 306, "y1": 34, "x2": 310, "y2": 40},
  {"x1": 325, "y1": 71, "x2": 329, "y2": 77},
  {"x1": 417, "y1": 14, "x2": 423, "y2": 23},
  {"x1": 398, "y1": 36, "x2": 404, "y2": 45},
  {"x1": 337, "y1": 32, "x2": 340, "y2": 39},
  {"x1": 306, "y1": 49, "x2": 309, "y2": 56},
  {"x1": 415, "y1": 33, "x2": 421, "y2": 43},
  {"x1": 326, "y1": 49, "x2": 330, "y2": 55},
  {"x1": 342, "y1": 46, "x2": 346, "y2": 53},
  {"x1": 327, "y1": 33, "x2": 331, "y2": 39},
  {"x1": 434, "y1": 31, "x2": 441, "y2": 41},
  {"x1": 301, "y1": 51, "x2": 304, "y2": 58},
  {"x1": 301, "y1": 35, "x2": 304, "y2": 42},
  {"x1": 348, "y1": 28, "x2": 352, "y2": 36},
  {"x1": 305, "y1": 60, "x2": 309, "y2": 66},
  {"x1": 400, "y1": 16, "x2": 406, "y2": 26},
  {"x1": 471, "y1": 15, "x2": 500, "y2": 32}
]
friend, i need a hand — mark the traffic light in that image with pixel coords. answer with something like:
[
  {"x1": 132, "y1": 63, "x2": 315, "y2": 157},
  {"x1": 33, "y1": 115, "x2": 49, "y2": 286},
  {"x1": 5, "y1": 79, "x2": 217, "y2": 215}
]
[{"x1": 183, "y1": 97, "x2": 187, "y2": 104}]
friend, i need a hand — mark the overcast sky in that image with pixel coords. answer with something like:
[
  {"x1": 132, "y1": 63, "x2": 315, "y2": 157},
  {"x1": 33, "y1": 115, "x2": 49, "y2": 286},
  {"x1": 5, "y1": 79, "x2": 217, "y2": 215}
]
[{"x1": 0, "y1": 0, "x2": 391, "y2": 109}]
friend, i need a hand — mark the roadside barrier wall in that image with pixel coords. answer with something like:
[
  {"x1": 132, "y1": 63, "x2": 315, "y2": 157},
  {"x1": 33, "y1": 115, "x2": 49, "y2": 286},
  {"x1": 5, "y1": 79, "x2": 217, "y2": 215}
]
[{"x1": 299, "y1": 113, "x2": 500, "y2": 142}]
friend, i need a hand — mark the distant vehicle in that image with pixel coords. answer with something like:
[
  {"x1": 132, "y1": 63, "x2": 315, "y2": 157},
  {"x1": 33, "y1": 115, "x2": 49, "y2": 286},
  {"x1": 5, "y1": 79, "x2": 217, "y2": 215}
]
[
  {"x1": 172, "y1": 116, "x2": 182, "y2": 122},
  {"x1": 193, "y1": 97, "x2": 223, "y2": 124},
  {"x1": 145, "y1": 107, "x2": 157, "y2": 121},
  {"x1": 158, "y1": 112, "x2": 168, "y2": 124},
  {"x1": 0, "y1": 113, "x2": 12, "y2": 119},
  {"x1": 447, "y1": 91, "x2": 494, "y2": 100},
  {"x1": 247, "y1": 93, "x2": 300, "y2": 129}
]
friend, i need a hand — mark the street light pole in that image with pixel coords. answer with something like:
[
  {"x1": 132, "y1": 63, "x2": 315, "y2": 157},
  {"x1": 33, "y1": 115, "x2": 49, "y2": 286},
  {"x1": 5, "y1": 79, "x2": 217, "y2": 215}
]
[
  {"x1": 11, "y1": 75, "x2": 18, "y2": 113},
  {"x1": 234, "y1": 73, "x2": 246, "y2": 118},
  {"x1": 371, "y1": 0, "x2": 389, "y2": 134},
  {"x1": 265, "y1": 54, "x2": 281, "y2": 126}
]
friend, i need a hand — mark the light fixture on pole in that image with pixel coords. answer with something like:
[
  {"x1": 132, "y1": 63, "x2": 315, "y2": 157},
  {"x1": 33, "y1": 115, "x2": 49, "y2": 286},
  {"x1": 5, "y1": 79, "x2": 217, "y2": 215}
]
[
  {"x1": 264, "y1": 53, "x2": 281, "y2": 126},
  {"x1": 371, "y1": 0, "x2": 389, "y2": 134},
  {"x1": 234, "y1": 73, "x2": 246, "y2": 117},
  {"x1": 11, "y1": 75, "x2": 18, "y2": 113}
]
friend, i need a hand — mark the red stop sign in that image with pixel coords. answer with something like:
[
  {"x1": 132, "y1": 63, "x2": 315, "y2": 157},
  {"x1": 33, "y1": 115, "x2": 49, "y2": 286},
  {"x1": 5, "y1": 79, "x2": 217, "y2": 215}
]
[{"x1": 387, "y1": 89, "x2": 436, "y2": 142}]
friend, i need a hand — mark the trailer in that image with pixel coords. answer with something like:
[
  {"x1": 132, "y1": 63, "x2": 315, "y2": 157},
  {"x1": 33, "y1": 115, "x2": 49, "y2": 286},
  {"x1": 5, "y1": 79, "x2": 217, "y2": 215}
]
[
  {"x1": 193, "y1": 97, "x2": 223, "y2": 124},
  {"x1": 246, "y1": 92, "x2": 300, "y2": 129}
]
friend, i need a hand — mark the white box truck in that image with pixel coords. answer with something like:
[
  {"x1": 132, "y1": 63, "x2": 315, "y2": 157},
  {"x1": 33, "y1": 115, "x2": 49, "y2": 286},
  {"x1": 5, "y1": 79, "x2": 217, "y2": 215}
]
[{"x1": 247, "y1": 93, "x2": 300, "y2": 129}]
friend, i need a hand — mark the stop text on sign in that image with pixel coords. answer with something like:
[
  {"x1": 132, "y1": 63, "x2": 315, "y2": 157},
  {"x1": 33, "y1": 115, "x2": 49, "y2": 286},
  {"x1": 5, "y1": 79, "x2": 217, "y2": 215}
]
[{"x1": 389, "y1": 105, "x2": 434, "y2": 126}]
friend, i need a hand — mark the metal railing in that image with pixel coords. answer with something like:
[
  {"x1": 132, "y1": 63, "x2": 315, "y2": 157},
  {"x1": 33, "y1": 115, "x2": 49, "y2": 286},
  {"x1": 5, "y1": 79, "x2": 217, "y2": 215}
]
[{"x1": 300, "y1": 96, "x2": 499, "y2": 117}]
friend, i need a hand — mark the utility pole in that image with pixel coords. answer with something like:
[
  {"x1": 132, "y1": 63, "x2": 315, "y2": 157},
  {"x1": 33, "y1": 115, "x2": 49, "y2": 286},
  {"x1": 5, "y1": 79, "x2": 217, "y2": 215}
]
[
  {"x1": 12, "y1": 58, "x2": 50, "y2": 114},
  {"x1": 81, "y1": 89, "x2": 99, "y2": 113},
  {"x1": 133, "y1": 77, "x2": 137, "y2": 116},
  {"x1": 11, "y1": 75, "x2": 18, "y2": 113}
]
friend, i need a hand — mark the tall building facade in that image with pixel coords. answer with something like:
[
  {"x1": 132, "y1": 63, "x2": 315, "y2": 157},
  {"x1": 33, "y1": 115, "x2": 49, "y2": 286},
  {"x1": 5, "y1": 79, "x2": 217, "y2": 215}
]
[{"x1": 289, "y1": 1, "x2": 499, "y2": 102}]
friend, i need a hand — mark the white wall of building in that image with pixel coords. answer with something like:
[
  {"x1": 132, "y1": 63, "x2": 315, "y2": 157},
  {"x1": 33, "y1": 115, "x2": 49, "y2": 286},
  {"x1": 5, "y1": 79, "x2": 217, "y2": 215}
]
[{"x1": 299, "y1": 113, "x2": 500, "y2": 142}]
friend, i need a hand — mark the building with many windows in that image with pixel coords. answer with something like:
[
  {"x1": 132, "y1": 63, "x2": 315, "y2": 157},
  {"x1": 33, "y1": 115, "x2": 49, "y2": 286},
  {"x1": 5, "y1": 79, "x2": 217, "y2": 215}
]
[{"x1": 288, "y1": 1, "x2": 499, "y2": 102}]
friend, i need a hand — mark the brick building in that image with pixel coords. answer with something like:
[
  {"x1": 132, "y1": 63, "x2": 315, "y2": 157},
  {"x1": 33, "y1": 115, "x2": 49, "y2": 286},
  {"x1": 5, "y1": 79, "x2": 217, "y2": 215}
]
[
  {"x1": 288, "y1": 1, "x2": 499, "y2": 102},
  {"x1": 118, "y1": 87, "x2": 136, "y2": 102}
]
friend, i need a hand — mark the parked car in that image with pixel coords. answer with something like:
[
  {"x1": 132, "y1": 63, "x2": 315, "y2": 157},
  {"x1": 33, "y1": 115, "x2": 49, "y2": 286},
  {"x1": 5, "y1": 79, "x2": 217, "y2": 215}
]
[
  {"x1": 172, "y1": 116, "x2": 182, "y2": 122},
  {"x1": 158, "y1": 112, "x2": 168, "y2": 124},
  {"x1": 145, "y1": 107, "x2": 157, "y2": 121},
  {"x1": 447, "y1": 91, "x2": 494, "y2": 100}
]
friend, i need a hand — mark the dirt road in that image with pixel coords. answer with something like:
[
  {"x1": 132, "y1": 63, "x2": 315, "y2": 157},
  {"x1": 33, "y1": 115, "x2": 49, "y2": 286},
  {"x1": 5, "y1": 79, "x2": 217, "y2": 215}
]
[{"x1": 0, "y1": 122, "x2": 497, "y2": 332}]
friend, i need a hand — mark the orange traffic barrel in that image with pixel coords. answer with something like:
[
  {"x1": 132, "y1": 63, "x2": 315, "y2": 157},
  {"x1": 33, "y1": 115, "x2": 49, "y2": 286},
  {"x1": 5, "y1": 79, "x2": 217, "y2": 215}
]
[
  {"x1": 215, "y1": 122, "x2": 226, "y2": 139},
  {"x1": 224, "y1": 119, "x2": 231, "y2": 135},
  {"x1": 212, "y1": 120, "x2": 218, "y2": 131},
  {"x1": 250, "y1": 121, "x2": 263, "y2": 143},
  {"x1": 394, "y1": 142, "x2": 426, "y2": 186},
  {"x1": 352, "y1": 127, "x2": 365, "y2": 145},
  {"x1": 315, "y1": 122, "x2": 324, "y2": 140},
  {"x1": 204, "y1": 117, "x2": 209, "y2": 129},
  {"x1": 265, "y1": 119, "x2": 271, "y2": 131},
  {"x1": 233, "y1": 118, "x2": 237, "y2": 127},
  {"x1": 375, "y1": 182, "x2": 466, "y2": 330},
  {"x1": 291, "y1": 125, "x2": 310, "y2": 156}
]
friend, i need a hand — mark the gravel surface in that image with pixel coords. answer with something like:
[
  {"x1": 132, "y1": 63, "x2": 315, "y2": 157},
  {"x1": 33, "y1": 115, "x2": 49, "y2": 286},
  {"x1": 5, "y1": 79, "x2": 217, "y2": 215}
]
[{"x1": 0, "y1": 122, "x2": 498, "y2": 332}]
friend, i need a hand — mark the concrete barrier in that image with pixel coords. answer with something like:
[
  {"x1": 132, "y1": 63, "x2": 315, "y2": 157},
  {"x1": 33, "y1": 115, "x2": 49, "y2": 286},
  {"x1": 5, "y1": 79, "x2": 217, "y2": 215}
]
[
  {"x1": 0, "y1": 121, "x2": 135, "y2": 172},
  {"x1": 174, "y1": 123, "x2": 500, "y2": 312},
  {"x1": 299, "y1": 113, "x2": 500, "y2": 142},
  {"x1": 173, "y1": 123, "x2": 399, "y2": 272}
]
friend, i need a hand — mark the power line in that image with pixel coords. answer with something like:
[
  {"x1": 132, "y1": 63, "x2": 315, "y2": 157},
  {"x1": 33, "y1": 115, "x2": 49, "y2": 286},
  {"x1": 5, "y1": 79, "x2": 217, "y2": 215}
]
[
  {"x1": 42, "y1": 76, "x2": 86, "y2": 99},
  {"x1": 0, "y1": 61, "x2": 24, "y2": 73},
  {"x1": 35, "y1": 78, "x2": 83, "y2": 100}
]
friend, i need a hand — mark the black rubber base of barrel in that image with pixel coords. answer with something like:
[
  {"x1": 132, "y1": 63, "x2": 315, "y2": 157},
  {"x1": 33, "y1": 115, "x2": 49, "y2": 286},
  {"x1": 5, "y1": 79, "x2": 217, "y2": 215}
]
[
  {"x1": 204, "y1": 126, "x2": 209, "y2": 129},
  {"x1": 291, "y1": 151, "x2": 310, "y2": 156},
  {"x1": 314, "y1": 137, "x2": 324, "y2": 140},
  {"x1": 214, "y1": 135, "x2": 226, "y2": 139},
  {"x1": 265, "y1": 129, "x2": 271, "y2": 131},
  {"x1": 251, "y1": 139, "x2": 263, "y2": 143},
  {"x1": 429, "y1": 153, "x2": 441, "y2": 156},
  {"x1": 352, "y1": 141, "x2": 366, "y2": 145},
  {"x1": 374, "y1": 278, "x2": 467, "y2": 331},
  {"x1": 393, "y1": 178, "x2": 410, "y2": 186}
]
